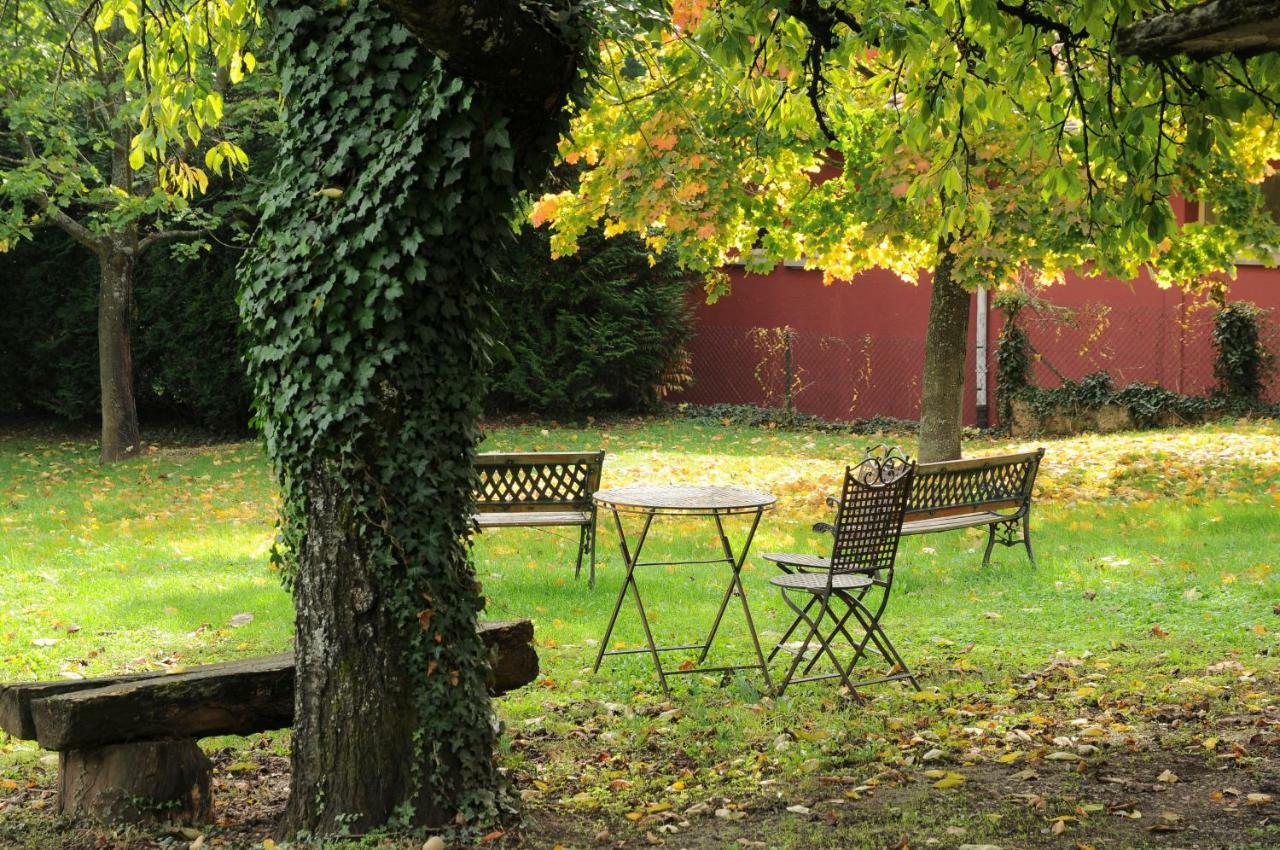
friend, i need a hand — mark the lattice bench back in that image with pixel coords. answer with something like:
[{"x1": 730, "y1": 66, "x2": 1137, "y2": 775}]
[
  {"x1": 475, "y1": 452, "x2": 605, "y2": 514},
  {"x1": 906, "y1": 448, "x2": 1044, "y2": 520}
]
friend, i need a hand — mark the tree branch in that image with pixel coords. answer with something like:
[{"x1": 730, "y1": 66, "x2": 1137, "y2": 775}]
[
  {"x1": 1117, "y1": 0, "x2": 1280, "y2": 60},
  {"x1": 31, "y1": 194, "x2": 106, "y2": 255},
  {"x1": 994, "y1": 1, "x2": 1086, "y2": 44},
  {"x1": 778, "y1": 2, "x2": 866, "y2": 143},
  {"x1": 137, "y1": 228, "x2": 208, "y2": 254}
]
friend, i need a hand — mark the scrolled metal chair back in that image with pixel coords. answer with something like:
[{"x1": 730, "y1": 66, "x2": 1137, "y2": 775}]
[{"x1": 829, "y1": 447, "x2": 916, "y2": 576}]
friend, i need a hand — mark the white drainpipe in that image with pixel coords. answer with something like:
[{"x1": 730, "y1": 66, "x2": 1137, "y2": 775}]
[{"x1": 975, "y1": 287, "x2": 989, "y2": 429}]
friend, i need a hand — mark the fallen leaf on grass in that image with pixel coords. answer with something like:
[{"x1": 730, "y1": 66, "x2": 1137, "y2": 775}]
[
  {"x1": 1157, "y1": 770, "x2": 1178, "y2": 783},
  {"x1": 1246, "y1": 793, "x2": 1274, "y2": 805},
  {"x1": 933, "y1": 772, "x2": 966, "y2": 789},
  {"x1": 229, "y1": 612, "x2": 254, "y2": 628}
]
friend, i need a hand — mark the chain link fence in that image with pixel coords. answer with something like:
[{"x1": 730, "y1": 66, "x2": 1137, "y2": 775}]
[
  {"x1": 676, "y1": 325, "x2": 927, "y2": 422},
  {"x1": 676, "y1": 301, "x2": 1280, "y2": 424},
  {"x1": 1018, "y1": 301, "x2": 1280, "y2": 402}
]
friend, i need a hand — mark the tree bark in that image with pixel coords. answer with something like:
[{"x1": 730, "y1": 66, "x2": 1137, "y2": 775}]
[
  {"x1": 1116, "y1": 0, "x2": 1280, "y2": 60},
  {"x1": 285, "y1": 474, "x2": 450, "y2": 831},
  {"x1": 97, "y1": 247, "x2": 141, "y2": 463},
  {"x1": 918, "y1": 243, "x2": 970, "y2": 463},
  {"x1": 245, "y1": 0, "x2": 585, "y2": 836}
]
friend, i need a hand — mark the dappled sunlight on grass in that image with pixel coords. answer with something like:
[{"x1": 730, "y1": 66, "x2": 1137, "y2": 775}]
[{"x1": 1, "y1": 417, "x2": 1278, "y2": 847}]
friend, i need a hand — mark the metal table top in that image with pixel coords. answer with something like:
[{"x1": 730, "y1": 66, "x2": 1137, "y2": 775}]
[{"x1": 594, "y1": 484, "x2": 776, "y2": 516}]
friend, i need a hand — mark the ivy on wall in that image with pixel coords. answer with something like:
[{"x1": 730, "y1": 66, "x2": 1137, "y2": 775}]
[
  {"x1": 1214, "y1": 301, "x2": 1274, "y2": 401},
  {"x1": 995, "y1": 301, "x2": 1278, "y2": 432}
]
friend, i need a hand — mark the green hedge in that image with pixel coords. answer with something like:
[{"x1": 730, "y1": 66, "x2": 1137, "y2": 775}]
[
  {"x1": 0, "y1": 233, "x2": 254, "y2": 431},
  {"x1": 487, "y1": 225, "x2": 694, "y2": 415},
  {"x1": 1, "y1": 223, "x2": 695, "y2": 429}
]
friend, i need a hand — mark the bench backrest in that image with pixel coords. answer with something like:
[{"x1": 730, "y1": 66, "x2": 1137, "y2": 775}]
[
  {"x1": 906, "y1": 448, "x2": 1044, "y2": 520},
  {"x1": 474, "y1": 451, "x2": 605, "y2": 514}
]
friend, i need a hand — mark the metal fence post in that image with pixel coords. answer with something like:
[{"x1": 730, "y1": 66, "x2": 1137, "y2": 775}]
[{"x1": 783, "y1": 326, "x2": 794, "y2": 414}]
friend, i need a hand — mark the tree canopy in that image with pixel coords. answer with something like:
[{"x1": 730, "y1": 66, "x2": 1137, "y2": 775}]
[
  {"x1": 531, "y1": 0, "x2": 1280, "y2": 460},
  {"x1": 540, "y1": 0, "x2": 1280, "y2": 294}
]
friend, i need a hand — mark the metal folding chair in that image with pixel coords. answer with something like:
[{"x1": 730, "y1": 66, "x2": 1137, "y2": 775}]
[{"x1": 761, "y1": 448, "x2": 919, "y2": 697}]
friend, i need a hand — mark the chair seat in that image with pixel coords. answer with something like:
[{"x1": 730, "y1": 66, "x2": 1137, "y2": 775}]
[
  {"x1": 761, "y1": 552, "x2": 831, "y2": 571},
  {"x1": 474, "y1": 510, "x2": 592, "y2": 528},
  {"x1": 901, "y1": 510, "x2": 1007, "y2": 535},
  {"x1": 769, "y1": 571, "x2": 873, "y2": 592}
]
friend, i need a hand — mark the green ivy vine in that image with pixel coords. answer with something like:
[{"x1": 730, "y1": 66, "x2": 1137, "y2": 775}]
[
  {"x1": 1213, "y1": 301, "x2": 1274, "y2": 401},
  {"x1": 239, "y1": 0, "x2": 583, "y2": 832}
]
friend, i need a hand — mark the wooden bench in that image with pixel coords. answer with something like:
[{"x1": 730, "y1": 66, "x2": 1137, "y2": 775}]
[
  {"x1": 475, "y1": 451, "x2": 605, "y2": 586},
  {"x1": 900, "y1": 448, "x2": 1045, "y2": 566},
  {"x1": 0, "y1": 620, "x2": 537, "y2": 823}
]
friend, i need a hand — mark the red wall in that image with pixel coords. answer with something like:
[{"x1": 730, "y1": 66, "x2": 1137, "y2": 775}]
[{"x1": 677, "y1": 263, "x2": 1280, "y2": 426}]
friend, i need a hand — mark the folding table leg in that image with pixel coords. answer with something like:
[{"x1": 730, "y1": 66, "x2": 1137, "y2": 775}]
[
  {"x1": 592, "y1": 510, "x2": 653, "y2": 675},
  {"x1": 698, "y1": 509, "x2": 763, "y2": 664}
]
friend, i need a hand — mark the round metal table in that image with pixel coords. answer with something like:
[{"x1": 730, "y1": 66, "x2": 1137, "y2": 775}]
[{"x1": 591, "y1": 484, "x2": 776, "y2": 695}]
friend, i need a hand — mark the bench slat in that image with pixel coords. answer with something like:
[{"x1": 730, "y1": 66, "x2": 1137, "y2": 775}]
[
  {"x1": 905, "y1": 499, "x2": 1022, "y2": 521},
  {"x1": 901, "y1": 511, "x2": 1009, "y2": 535}
]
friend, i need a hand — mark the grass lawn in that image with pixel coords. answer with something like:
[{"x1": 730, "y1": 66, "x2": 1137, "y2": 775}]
[{"x1": 1, "y1": 416, "x2": 1279, "y2": 849}]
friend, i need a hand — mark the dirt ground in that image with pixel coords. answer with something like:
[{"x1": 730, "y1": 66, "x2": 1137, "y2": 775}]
[{"x1": 2, "y1": 733, "x2": 1278, "y2": 850}]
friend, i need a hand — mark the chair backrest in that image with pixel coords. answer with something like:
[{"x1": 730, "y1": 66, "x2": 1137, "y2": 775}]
[
  {"x1": 906, "y1": 448, "x2": 1044, "y2": 519},
  {"x1": 828, "y1": 449, "x2": 916, "y2": 575},
  {"x1": 474, "y1": 451, "x2": 605, "y2": 513}
]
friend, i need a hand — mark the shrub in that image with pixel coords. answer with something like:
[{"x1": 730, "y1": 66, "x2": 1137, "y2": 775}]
[
  {"x1": 487, "y1": 225, "x2": 694, "y2": 415},
  {"x1": 1213, "y1": 301, "x2": 1273, "y2": 401},
  {"x1": 0, "y1": 236, "x2": 100, "y2": 421}
]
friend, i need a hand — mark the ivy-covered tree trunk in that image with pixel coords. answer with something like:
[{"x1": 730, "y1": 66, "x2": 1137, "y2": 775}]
[
  {"x1": 97, "y1": 245, "x2": 141, "y2": 463},
  {"x1": 918, "y1": 244, "x2": 970, "y2": 463},
  {"x1": 241, "y1": 0, "x2": 582, "y2": 834}
]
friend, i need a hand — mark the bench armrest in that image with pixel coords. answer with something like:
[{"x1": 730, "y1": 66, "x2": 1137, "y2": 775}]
[
  {"x1": 825, "y1": 495, "x2": 841, "y2": 510},
  {"x1": 812, "y1": 521, "x2": 835, "y2": 535}
]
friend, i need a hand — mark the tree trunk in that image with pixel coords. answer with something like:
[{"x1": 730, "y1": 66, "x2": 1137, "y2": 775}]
[
  {"x1": 285, "y1": 475, "x2": 454, "y2": 832},
  {"x1": 242, "y1": 0, "x2": 583, "y2": 836},
  {"x1": 97, "y1": 248, "x2": 141, "y2": 463},
  {"x1": 918, "y1": 244, "x2": 970, "y2": 463}
]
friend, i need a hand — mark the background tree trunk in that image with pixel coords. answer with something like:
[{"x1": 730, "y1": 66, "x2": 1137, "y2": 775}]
[
  {"x1": 917, "y1": 244, "x2": 970, "y2": 463},
  {"x1": 97, "y1": 248, "x2": 141, "y2": 463}
]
